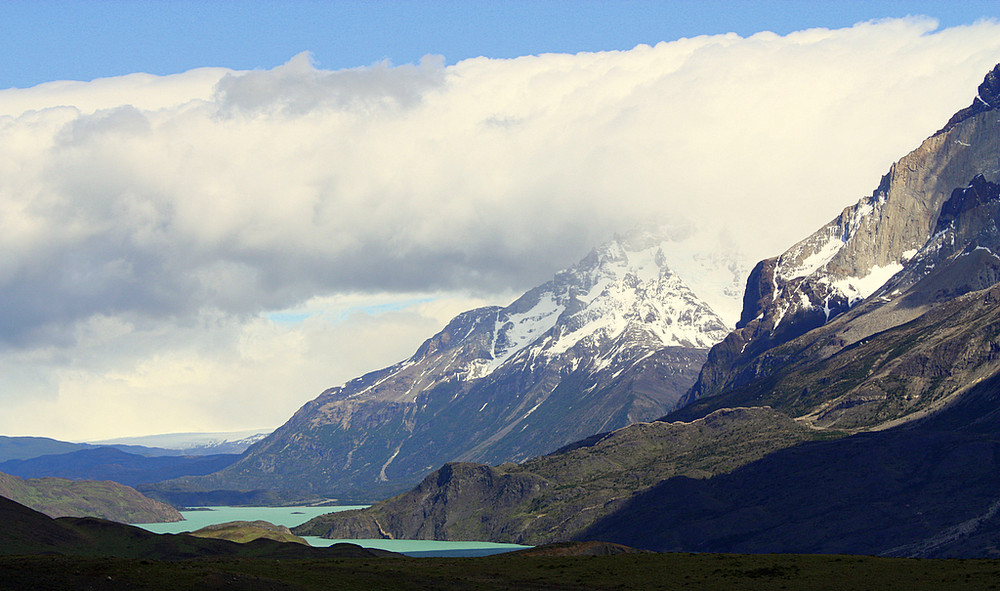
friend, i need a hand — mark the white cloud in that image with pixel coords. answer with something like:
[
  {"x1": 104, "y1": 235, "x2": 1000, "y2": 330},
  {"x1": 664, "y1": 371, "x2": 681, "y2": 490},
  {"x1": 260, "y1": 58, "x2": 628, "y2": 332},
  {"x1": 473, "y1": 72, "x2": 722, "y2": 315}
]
[
  {"x1": 1, "y1": 293, "x2": 490, "y2": 441},
  {"x1": 1, "y1": 17, "x2": 999, "y2": 439}
]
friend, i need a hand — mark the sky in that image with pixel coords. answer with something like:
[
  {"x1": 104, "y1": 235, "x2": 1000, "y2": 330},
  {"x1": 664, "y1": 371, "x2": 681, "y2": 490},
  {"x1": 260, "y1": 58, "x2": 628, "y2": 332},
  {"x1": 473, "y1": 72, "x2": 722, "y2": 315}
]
[{"x1": 2, "y1": 2, "x2": 1000, "y2": 441}]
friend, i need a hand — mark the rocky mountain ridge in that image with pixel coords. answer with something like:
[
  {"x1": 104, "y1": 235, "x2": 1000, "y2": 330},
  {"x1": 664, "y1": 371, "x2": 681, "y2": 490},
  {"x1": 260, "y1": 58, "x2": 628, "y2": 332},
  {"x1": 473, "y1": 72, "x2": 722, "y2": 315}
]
[
  {"x1": 161, "y1": 232, "x2": 729, "y2": 500},
  {"x1": 683, "y1": 62, "x2": 1000, "y2": 406}
]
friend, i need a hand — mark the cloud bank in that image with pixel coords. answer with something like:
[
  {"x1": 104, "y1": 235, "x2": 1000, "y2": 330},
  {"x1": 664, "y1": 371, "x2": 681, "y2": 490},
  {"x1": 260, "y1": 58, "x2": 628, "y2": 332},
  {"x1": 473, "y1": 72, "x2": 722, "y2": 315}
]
[{"x1": 2, "y1": 17, "x2": 999, "y2": 439}]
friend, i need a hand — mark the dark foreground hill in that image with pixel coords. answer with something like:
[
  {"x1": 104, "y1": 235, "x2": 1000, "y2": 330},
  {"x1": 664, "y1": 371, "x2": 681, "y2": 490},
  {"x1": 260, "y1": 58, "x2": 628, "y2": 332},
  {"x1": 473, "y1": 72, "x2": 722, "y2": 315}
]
[
  {"x1": 4, "y1": 495, "x2": 1000, "y2": 590},
  {"x1": 3, "y1": 544, "x2": 1000, "y2": 590}
]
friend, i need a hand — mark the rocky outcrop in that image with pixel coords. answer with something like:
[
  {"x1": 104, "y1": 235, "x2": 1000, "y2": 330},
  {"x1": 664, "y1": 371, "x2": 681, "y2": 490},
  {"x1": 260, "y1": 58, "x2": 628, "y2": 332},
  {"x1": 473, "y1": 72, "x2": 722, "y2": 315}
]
[
  {"x1": 166, "y1": 232, "x2": 729, "y2": 500},
  {"x1": 295, "y1": 462, "x2": 551, "y2": 541},
  {"x1": 189, "y1": 520, "x2": 309, "y2": 545},
  {"x1": 936, "y1": 63, "x2": 1000, "y2": 134}
]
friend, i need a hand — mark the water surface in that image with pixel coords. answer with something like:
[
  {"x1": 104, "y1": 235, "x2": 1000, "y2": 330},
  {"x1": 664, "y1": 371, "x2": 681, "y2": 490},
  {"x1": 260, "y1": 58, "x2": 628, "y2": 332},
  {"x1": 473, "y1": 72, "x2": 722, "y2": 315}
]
[
  {"x1": 134, "y1": 505, "x2": 365, "y2": 533},
  {"x1": 133, "y1": 506, "x2": 530, "y2": 557}
]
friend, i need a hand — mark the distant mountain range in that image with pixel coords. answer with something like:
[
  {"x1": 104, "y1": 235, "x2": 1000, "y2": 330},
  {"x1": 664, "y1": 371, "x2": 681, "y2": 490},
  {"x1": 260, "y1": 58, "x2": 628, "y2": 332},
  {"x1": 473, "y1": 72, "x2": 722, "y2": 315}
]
[
  {"x1": 0, "y1": 431, "x2": 269, "y2": 507},
  {"x1": 294, "y1": 63, "x2": 1000, "y2": 558},
  {"x1": 157, "y1": 232, "x2": 730, "y2": 501},
  {"x1": 89, "y1": 429, "x2": 272, "y2": 455},
  {"x1": 0, "y1": 429, "x2": 271, "y2": 463},
  {"x1": 0, "y1": 447, "x2": 240, "y2": 487}
]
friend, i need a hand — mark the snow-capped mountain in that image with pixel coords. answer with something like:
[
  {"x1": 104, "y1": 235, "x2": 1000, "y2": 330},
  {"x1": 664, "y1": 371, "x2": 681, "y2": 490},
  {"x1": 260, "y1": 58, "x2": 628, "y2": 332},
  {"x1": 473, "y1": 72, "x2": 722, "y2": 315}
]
[
  {"x1": 90, "y1": 429, "x2": 273, "y2": 455},
  {"x1": 171, "y1": 232, "x2": 729, "y2": 499},
  {"x1": 465, "y1": 228, "x2": 728, "y2": 380},
  {"x1": 685, "y1": 63, "x2": 1000, "y2": 404}
]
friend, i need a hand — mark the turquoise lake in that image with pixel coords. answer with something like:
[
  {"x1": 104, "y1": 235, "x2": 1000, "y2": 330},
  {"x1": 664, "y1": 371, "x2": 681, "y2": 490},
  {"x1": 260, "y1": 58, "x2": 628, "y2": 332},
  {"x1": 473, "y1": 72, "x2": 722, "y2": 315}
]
[{"x1": 133, "y1": 506, "x2": 530, "y2": 557}]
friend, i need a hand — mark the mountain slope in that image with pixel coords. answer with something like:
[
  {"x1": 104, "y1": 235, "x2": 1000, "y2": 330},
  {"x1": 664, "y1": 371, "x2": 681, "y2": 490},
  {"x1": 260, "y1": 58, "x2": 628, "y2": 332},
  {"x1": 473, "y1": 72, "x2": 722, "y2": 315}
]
[
  {"x1": 165, "y1": 232, "x2": 728, "y2": 500},
  {"x1": 671, "y1": 276, "x2": 1000, "y2": 429},
  {"x1": 0, "y1": 470, "x2": 181, "y2": 523},
  {"x1": 293, "y1": 407, "x2": 830, "y2": 544},
  {"x1": 582, "y1": 379, "x2": 1000, "y2": 557}
]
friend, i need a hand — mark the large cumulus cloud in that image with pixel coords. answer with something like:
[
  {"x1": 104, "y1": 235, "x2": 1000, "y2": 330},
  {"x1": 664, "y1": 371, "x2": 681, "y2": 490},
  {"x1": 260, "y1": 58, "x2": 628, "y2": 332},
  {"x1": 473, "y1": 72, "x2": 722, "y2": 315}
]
[{"x1": 2, "y1": 17, "x2": 1000, "y2": 439}]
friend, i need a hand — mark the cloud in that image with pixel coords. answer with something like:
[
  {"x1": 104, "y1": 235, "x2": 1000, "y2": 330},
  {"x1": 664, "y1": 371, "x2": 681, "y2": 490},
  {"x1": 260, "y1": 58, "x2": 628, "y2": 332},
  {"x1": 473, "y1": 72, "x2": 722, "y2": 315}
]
[
  {"x1": 214, "y1": 52, "x2": 447, "y2": 115},
  {"x1": 1, "y1": 17, "x2": 999, "y2": 438},
  {"x1": 0, "y1": 293, "x2": 491, "y2": 441}
]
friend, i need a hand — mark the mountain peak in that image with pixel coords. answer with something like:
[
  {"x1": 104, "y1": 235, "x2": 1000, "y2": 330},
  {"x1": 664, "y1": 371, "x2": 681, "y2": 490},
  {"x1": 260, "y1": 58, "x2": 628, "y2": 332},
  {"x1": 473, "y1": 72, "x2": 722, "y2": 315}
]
[
  {"x1": 936, "y1": 62, "x2": 1000, "y2": 135},
  {"x1": 179, "y1": 234, "x2": 729, "y2": 498},
  {"x1": 466, "y1": 233, "x2": 728, "y2": 381},
  {"x1": 935, "y1": 174, "x2": 1000, "y2": 232},
  {"x1": 977, "y1": 63, "x2": 1000, "y2": 107},
  {"x1": 611, "y1": 225, "x2": 680, "y2": 254}
]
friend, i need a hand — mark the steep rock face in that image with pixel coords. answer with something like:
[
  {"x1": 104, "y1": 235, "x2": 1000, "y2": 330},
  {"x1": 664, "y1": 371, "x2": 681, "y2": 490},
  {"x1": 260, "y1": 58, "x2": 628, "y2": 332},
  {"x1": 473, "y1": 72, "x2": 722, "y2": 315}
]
[
  {"x1": 671, "y1": 176, "x2": 1000, "y2": 431},
  {"x1": 671, "y1": 281, "x2": 1000, "y2": 429},
  {"x1": 174, "y1": 232, "x2": 729, "y2": 499},
  {"x1": 685, "y1": 63, "x2": 1000, "y2": 404}
]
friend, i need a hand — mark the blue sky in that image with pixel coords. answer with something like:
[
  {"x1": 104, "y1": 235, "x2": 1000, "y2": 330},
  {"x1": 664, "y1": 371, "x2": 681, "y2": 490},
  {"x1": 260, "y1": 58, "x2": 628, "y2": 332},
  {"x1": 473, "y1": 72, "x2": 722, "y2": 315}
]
[{"x1": 3, "y1": 0, "x2": 1000, "y2": 89}]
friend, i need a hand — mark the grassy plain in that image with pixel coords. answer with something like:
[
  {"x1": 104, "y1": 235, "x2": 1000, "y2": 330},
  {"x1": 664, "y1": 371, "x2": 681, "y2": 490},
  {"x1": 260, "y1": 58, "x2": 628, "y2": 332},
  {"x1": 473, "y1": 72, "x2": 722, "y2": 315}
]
[{"x1": 2, "y1": 552, "x2": 1000, "y2": 590}]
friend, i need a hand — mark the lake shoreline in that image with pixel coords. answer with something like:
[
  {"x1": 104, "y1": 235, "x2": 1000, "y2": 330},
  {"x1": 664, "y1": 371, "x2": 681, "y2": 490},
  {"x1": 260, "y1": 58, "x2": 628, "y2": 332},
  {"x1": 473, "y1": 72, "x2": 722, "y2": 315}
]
[{"x1": 133, "y1": 505, "x2": 530, "y2": 557}]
